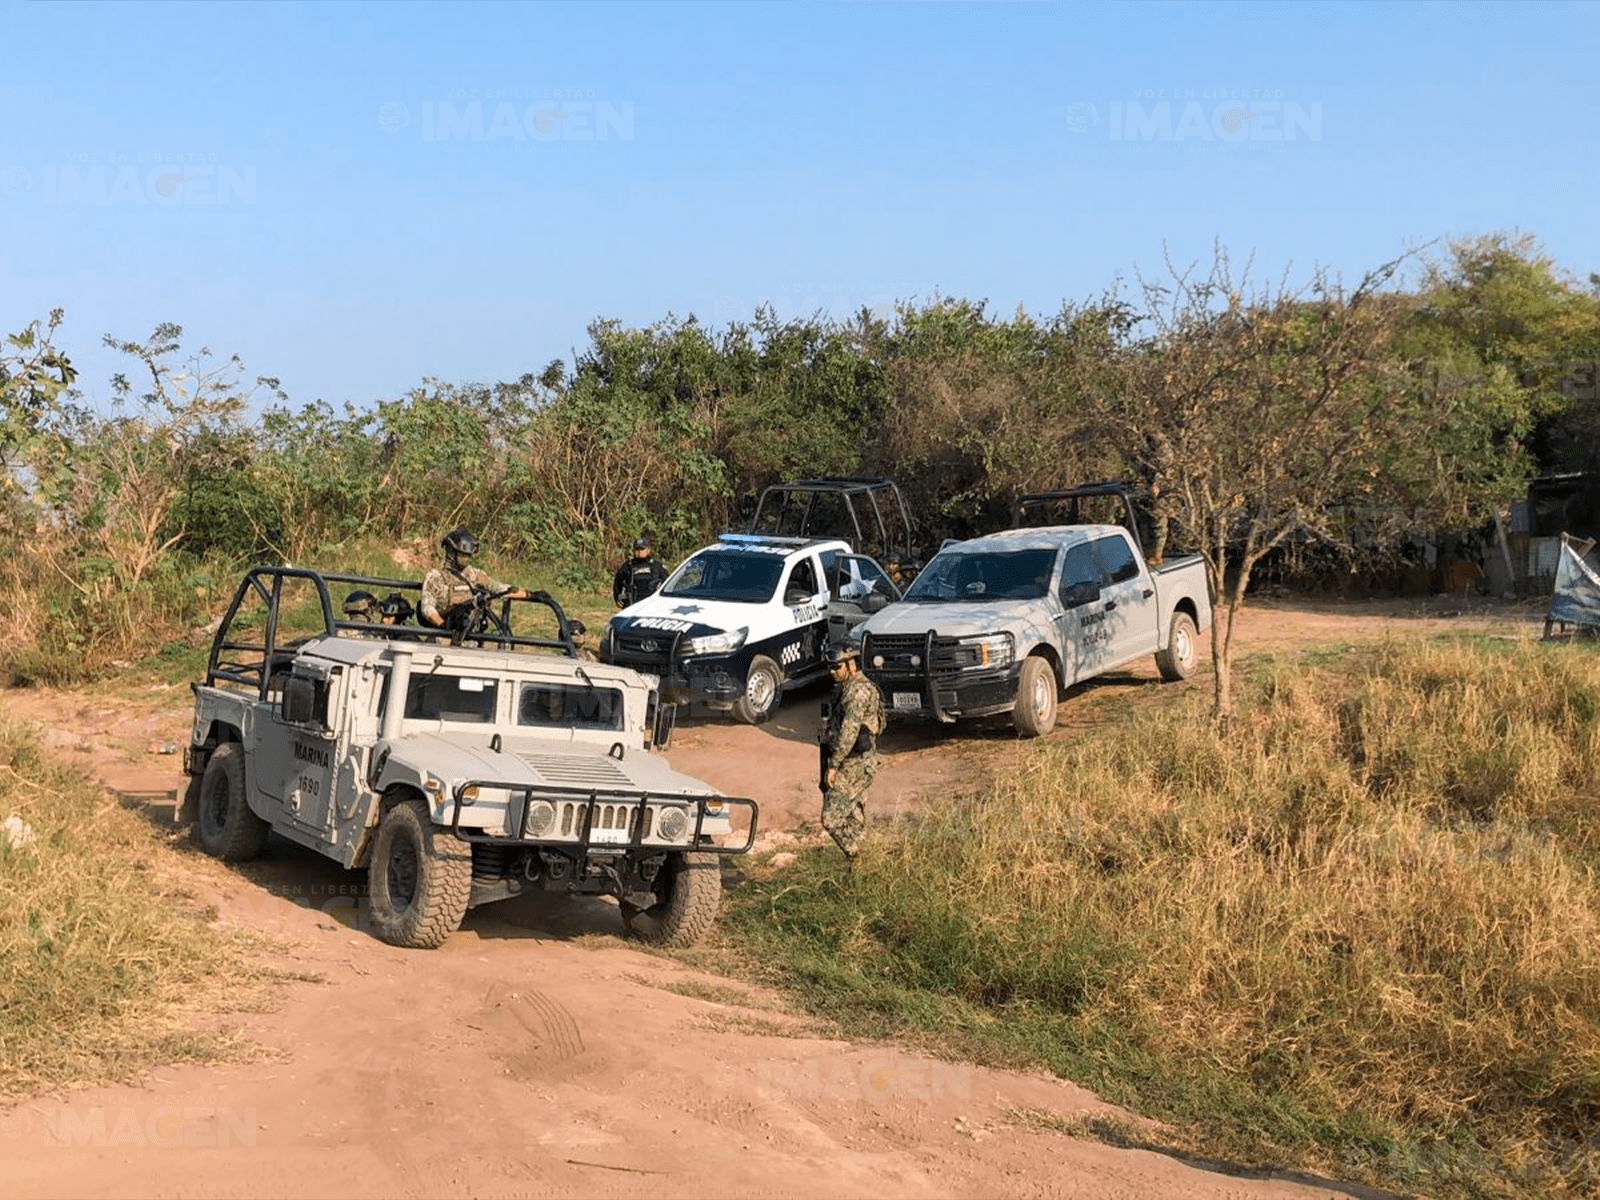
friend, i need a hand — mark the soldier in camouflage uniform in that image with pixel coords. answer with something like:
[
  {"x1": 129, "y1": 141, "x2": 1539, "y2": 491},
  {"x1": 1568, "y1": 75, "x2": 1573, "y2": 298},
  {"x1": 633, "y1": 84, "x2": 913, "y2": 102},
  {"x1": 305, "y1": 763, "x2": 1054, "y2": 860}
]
[
  {"x1": 420, "y1": 528, "x2": 534, "y2": 628},
  {"x1": 820, "y1": 643, "x2": 885, "y2": 860},
  {"x1": 567, "y1": 619, "x2": 599, "y2": 661}
]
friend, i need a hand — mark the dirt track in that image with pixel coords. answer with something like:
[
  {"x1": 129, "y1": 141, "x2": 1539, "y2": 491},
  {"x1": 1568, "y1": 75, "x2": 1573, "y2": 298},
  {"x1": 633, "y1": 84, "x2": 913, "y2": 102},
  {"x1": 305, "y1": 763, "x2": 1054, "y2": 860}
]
[{"x1": 0, "y1": 598, "x2": 1540, "y2": 1199}]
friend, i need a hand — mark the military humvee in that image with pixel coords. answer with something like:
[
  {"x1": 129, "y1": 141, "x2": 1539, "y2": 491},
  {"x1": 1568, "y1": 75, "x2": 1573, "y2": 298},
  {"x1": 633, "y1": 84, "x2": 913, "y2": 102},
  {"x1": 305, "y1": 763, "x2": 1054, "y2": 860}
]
[{"x1": 182, "y1": 567, "x2": 757, "y2": 949}]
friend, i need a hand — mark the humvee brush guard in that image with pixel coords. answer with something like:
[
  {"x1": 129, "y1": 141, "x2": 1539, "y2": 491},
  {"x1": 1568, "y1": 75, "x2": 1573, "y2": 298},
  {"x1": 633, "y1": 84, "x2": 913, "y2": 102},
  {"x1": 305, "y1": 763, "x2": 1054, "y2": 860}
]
[{"x1": 182, "y1": 567, "x2": 757, "y2": 949}]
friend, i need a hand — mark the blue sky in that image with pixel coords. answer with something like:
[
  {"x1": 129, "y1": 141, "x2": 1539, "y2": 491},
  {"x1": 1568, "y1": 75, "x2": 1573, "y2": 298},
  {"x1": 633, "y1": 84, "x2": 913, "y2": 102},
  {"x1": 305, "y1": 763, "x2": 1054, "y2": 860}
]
[{"x1": 3, "y1": 0, "x2": 1596, "y2": 411}]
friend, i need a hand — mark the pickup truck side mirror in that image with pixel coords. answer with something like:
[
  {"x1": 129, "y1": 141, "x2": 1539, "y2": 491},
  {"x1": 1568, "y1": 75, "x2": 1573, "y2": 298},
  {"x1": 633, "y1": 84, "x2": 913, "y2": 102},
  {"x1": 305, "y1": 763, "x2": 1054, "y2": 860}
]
[
  {"x1": 862, "y1": 594, "x2": 889, "y2": 614},
  {"x1": 282, "y1": 675, "x2": 318, "y2": 725},
  {"x1": 1062, "y1": 580, "x2": 1101, "y2": 609}
]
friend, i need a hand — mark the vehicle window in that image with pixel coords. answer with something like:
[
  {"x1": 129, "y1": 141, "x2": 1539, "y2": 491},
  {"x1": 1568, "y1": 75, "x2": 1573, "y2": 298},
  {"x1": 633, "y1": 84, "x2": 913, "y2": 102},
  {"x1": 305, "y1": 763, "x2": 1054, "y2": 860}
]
[
  {"x1": 404, "y1": 674, "x2": 499, "y2": 723},
  {"x1": 819, "y1": 548, "x2": 841, "y2": 596},
  {"x1": 1093, "y1": 535, "x2": 1141, "y2": 584},
  {"x1": 903, "y1": 548, "x2": 1059, "y2": 602},
  {"x1": 785, "y1": 558, "x2": 817, "y2": 602},
  {"x1": 1058, "y1": 544, "x2": 1099, "y2": 605},
  {"x1": 839, "y1": 555, "x2": 898, "y2": 600},
  {"x1": 661, "y1": 550, "x2": 784, "y2": 603},
  {"x1": 518, "y1": 683, "x2": 624, "y2": 730}
]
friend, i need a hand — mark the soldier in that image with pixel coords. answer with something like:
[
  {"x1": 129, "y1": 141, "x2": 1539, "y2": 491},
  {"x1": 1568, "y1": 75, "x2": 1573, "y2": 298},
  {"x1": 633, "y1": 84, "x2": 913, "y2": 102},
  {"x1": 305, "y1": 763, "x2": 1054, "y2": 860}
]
[
  {"x1": 376, "y1": 593, "x2": 414, "y2": 626},
  {"x1": 420, "y1": 527, "x2": 535, "y2": 630},
  {"x1": 613, "y1": 536, "x2": 669, "y2": 609},
  {"x1": 819, "y1": 643, "x2": 885, "y2": 861},
  {"x1": 342, "y1": 590, "x2": 380, "y2": 624},
  {"x1": 566, "y1": 618, "x2": 599, "y2": 661}
]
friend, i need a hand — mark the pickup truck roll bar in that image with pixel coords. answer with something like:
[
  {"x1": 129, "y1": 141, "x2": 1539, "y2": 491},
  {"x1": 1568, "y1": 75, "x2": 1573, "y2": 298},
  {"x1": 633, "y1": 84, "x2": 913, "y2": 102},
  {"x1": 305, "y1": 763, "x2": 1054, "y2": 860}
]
[{"x1": 204, "y1": 566, "x2": 583, "y2": 699}]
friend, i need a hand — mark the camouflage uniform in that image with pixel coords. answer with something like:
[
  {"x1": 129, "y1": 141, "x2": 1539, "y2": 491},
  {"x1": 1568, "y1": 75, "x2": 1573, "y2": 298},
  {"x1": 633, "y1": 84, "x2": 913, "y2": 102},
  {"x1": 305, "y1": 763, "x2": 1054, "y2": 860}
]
[
  {"x1": 821, "y1": 671, "x2": 885, "y2": 857},
  {"x1": 421, "y1": 564, "x2": 510, "y2": 626}
]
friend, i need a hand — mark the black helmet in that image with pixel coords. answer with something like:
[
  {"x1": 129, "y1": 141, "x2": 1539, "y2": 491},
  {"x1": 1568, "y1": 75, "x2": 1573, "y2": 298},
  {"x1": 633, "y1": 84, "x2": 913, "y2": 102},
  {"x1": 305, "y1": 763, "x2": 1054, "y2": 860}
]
[
  {"x1": 825, "y1": 643, "x2": 860, "y2": 667},
  {"x1": 342, "y1": 590, "x2": 378, "y2": 616},
  {"x1": 377, "y1": 593, "x2": 414, "y2": 622},
  {"x1": 566, "y1": 618, "x2": 588, "y2": 637},
  {"x1": 632, "y1": 536, "x2": 652, "y2": 552},
  {"x1": 442, "y1": 527, "x2": 480, "y2": 557}
]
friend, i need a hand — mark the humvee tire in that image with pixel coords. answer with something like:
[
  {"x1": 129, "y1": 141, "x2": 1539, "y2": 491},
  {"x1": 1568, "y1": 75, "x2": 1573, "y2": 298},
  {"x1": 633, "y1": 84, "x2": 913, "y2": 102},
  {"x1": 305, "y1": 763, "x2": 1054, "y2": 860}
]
[
  {"x1": 367, "y1": 797, "x2": 473, "y2": 949},
  {"x1": 1155, "y1": 611, "x2": 1199, "y2": 682},
  {"x1": 619, "y1": 851, "x2": 721, "y2": 947},
  {"x1": 197, "y1": 743, "x2": 270, "y2": 861},
  {"x1": 1012, "y1": 655, "x2": 1058, "y2": 738}
]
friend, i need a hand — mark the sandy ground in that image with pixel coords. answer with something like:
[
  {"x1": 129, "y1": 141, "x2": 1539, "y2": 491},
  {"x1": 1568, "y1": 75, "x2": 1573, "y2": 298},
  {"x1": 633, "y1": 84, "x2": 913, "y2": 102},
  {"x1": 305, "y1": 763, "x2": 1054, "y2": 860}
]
[{"x1": 0, "y1": 596, "x2": 1540, "y2": 1200}]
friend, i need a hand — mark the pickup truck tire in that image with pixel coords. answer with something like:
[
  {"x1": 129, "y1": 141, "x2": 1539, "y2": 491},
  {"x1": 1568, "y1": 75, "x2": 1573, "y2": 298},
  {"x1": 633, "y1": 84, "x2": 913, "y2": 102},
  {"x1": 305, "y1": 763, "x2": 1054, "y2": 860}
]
[
  {"x1": 619, "y1": 851, "x2": 721, "y2": 947},
  {"x1": 1012, "y1": 655, "x2": 1058, "y2": 738},
  {"x1": 196, "y1": 742, "x2": 270, "y2": 861},
  {"x1": 1156, "y1": 612, "x2": 1199, "y2": 682},
  {"x1": 367, "y1": 798, "x2": 472, "y2": 949},
  {"x1": 733, "y1": 655, "x2": 782, "y2": 725}
]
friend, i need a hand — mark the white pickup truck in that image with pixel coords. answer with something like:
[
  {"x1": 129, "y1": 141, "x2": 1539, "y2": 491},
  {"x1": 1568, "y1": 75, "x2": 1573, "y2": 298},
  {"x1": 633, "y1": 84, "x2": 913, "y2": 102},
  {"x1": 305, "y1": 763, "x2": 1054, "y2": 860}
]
[{"x1": 855, "y1": 516, "x2": 1212, "y2": 737}]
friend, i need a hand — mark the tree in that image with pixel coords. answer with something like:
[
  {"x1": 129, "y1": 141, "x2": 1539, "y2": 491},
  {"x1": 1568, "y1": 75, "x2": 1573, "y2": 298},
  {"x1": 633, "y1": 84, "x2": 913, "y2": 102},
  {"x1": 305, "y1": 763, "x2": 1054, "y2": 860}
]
[{"x1": 1103, "y1": 246, "x2": 1539, "y2": 720}]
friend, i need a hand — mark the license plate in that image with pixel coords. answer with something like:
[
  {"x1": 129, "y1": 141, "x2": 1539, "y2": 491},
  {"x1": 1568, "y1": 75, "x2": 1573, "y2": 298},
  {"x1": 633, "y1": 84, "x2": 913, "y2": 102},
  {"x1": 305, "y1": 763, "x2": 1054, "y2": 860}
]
[
  {"x1": 590, "y1": 825, "x2": 631, "y2": 845},
  {"x1": 893, "y1": 692, "x2": 922, "y2": 711}
]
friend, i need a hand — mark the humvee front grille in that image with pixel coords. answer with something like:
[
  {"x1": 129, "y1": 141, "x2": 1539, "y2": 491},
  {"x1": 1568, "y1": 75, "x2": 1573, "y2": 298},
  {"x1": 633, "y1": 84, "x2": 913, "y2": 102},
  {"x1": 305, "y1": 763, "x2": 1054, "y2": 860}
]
[{"x1": 517, "y1": 753, "x2": 631, "y2": 787}]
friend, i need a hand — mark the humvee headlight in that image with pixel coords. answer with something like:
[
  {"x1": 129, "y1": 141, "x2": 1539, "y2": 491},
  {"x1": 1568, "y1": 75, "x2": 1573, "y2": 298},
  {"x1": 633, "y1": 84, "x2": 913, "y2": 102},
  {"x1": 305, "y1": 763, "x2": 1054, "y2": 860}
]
[
  {"x1": 656, "y1": 806, "x2": 689, "y2": 841},
  {"x1": 526, "y1": 800, "x2": 556, "y2": 837}
]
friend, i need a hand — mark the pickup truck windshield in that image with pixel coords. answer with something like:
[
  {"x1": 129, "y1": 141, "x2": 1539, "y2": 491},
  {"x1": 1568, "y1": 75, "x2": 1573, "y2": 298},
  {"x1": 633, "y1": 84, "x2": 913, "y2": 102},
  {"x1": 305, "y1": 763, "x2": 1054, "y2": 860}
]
[
  {"x1": 661, "y1": 551, "x2": 784, "y2": 604},
  {"x1": 903, "y1": 548, "x2": 1058, "y2": 602}
]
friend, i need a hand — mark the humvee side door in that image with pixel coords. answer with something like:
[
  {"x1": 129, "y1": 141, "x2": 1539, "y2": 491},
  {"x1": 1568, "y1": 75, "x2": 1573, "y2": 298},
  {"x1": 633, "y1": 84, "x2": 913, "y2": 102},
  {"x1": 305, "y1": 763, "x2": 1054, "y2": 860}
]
[{"x1": 252, "y1": 660, "x2": 343, "y2": 836}]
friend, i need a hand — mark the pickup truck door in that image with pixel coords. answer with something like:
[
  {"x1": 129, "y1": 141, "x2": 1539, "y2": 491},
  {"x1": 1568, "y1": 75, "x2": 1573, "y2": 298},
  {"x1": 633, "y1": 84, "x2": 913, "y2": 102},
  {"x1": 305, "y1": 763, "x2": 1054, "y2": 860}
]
[
  {"x1": 1055, "y1": 542, "x2": 1114, "y2": 684},
  {"x1": 252, "y1": 662, "x2": 342, "y2": 836},
  {"x1": 1091, "y1": 533, "x2": 1160, "y2": 663},
  {"x1": 822, "y1": 552, "x2": 901, "y2": 646}
]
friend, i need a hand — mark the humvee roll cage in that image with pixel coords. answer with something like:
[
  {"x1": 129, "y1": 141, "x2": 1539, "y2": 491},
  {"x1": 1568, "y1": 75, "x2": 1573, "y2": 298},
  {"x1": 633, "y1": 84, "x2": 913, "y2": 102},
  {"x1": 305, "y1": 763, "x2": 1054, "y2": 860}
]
[
  {"x1": 446, "y1": 781, "x2": 758, "y2": 856},
  {"x1": 204, "y1": 566, "x2": 582, "y2": 700}
]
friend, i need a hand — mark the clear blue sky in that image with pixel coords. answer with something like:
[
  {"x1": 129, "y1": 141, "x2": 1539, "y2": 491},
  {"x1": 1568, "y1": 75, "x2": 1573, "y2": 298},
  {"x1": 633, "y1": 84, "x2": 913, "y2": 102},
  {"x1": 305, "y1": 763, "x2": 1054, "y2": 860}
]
[{"x1": 3, "y1": 0, "x2": 1596, "y2": 411}]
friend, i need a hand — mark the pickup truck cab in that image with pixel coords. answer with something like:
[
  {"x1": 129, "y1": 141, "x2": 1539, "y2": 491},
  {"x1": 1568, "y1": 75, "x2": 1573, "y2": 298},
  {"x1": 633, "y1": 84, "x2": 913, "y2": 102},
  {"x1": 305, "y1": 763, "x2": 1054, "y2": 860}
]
[
  {"x1": 183, "y1": 568, "x2": 757, "y2": 949},
  {"x1": 601, "y1": 534, "x2": 900, "y2": 723},
  {"x1": 856, "y1": 523, "x2": 1211, "y2": 737}
]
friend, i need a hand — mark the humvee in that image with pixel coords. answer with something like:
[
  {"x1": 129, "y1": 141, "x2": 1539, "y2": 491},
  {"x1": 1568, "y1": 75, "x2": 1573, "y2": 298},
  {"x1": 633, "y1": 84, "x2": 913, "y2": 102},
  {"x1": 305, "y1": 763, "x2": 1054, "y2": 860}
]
[{"x1": 181, "y1": 567, "x2": 757, "y2": 949}]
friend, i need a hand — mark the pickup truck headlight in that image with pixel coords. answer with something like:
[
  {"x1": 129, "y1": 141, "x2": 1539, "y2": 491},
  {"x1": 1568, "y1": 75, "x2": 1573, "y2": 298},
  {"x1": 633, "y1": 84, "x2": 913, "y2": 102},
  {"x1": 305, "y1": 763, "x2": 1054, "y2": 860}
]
[
  {"x1": 955, "y1": 632, "x2": 1014, "y2": 670},
  {"x1": 683, "y1": 627, "x2": 747, "y2": 657}
]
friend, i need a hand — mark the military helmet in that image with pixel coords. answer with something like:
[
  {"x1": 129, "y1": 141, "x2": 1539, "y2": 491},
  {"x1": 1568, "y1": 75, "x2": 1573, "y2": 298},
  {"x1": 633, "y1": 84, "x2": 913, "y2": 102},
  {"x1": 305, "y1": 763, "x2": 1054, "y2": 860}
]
[
  {"x1": 566, "y1": 618, "x2": 588, "y2": 637},
  {"x1": 442, "y1": 527, "x2": 480, "y2": 557},
  {"x1": 342, "y1": 589, "x2": 378, "y2": 616},
  {"x1": 632, "y1": 536, "x2": 652, "y2": 552},
  {"x1": 825, "y1": 642, "x2": 860, "y2": 667},
  {"x1": 377, "y1": 593, "x2": 414, "y2": 622}
]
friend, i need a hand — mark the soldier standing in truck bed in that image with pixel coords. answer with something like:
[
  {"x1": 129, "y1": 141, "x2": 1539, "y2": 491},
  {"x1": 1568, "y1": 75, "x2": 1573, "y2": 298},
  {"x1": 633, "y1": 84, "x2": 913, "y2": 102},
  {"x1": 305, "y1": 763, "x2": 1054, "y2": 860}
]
[
  {"x1": 820, "y1": 643, "x2": 885, "y2": 861},
  {"x1": 614, "y1": 536, "x2": 669, "y2": 609}
]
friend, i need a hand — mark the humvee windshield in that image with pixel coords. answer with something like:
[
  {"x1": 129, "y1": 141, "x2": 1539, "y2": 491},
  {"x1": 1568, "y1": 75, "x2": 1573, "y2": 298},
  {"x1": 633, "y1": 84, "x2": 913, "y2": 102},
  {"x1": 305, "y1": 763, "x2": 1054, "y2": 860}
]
[
  {"x1": 518, "y1": 682, "x2": 625, "y2": 730},
  {"x1": 405, "y1": 674, "x2": 500, "y2": 723},
  {"x1": 903, "y1": 548, "x2": 1059, "y2": 602}
]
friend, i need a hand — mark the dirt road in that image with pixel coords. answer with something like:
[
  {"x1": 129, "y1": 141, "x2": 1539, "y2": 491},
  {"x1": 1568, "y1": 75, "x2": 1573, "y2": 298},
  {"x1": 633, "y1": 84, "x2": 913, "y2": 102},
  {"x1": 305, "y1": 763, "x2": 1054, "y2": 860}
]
[{"x1": 0, "y1": 598, "x2": 1531, "y2": 1199}]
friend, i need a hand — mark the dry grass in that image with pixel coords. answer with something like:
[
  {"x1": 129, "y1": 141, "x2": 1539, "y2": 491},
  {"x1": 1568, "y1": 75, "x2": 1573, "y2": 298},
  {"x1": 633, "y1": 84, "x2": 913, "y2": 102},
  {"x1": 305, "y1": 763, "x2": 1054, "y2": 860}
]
[
  {"x1": 728, "y1": 637, "x2": 1600, "y2": 1198},
  {"x1": 0, "y1": 717, "x2": 261, "y2": 1097}
]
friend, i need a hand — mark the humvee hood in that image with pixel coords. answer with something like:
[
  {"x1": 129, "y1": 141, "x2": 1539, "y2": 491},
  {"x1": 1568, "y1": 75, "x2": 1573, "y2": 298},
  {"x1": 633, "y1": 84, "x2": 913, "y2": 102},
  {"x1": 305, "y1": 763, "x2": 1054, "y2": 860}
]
[{"x1": 385, "y1": 732, "x2": 717, "y2": 798}]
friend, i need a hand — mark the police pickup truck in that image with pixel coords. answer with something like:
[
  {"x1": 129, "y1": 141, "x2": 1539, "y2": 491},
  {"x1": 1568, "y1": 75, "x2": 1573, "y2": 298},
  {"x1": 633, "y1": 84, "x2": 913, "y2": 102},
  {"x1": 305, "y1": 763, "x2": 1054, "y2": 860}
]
[
  {"x1": 182, "y1": 567, "x2": 757, "y2": 949},
  {"x1": 600, "y1": 534, "x2": 901, "y2": 723},
  {"x1": 855, "y1": 521, "x2": 1211, "y2": 737}
]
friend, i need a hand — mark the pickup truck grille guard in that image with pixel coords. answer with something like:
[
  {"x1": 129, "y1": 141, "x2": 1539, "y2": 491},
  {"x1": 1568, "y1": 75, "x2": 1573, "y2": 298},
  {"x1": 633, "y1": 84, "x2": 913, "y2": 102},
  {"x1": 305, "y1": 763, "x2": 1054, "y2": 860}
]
[
  {"x1": 862, "y1": 630, "x2": 961, "y2": 721},
  {"x1": 447, "y1": 781, "x2": 758, "y2": 856}
]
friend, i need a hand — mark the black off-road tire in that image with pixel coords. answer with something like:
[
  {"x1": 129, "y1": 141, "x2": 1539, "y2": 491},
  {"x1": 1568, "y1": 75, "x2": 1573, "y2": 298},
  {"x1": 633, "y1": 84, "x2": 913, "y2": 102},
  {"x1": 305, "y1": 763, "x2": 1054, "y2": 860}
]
[
  {"x1": 619, "y1": 852, "x2": 722, "y2": 947},
  {"x1": 366, "y1": 798, "x2": 472, "y2": 949},
  {"x1": 196, "y1": 743, "x2": 270, "y2": 861},
  {"x1": 732, "y1": 655, "x2": 783, "y2": 725},
  {"x1": 1012, "y1": 654, "x2": 1058, "y2": 738},
  {"x1": 1155, "y1": 611, "x2": 1199, "y2": 682}
]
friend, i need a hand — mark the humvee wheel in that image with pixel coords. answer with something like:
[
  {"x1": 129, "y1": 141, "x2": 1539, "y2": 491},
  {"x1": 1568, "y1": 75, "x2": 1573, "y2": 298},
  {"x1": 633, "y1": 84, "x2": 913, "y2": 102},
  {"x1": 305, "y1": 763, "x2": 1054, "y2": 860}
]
[
  {"x1": 196, "y1": 742, "x2": 270, "y2": 861},
  {"x1": 733, "y1": 655, "x2": 782, "y2": 725},
  {"x1": 619, "y1": 852, "x2": 721, "y2": 947},
  {"x1": 367, "y1": 798, "x2": 472, "y2": 949}
]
